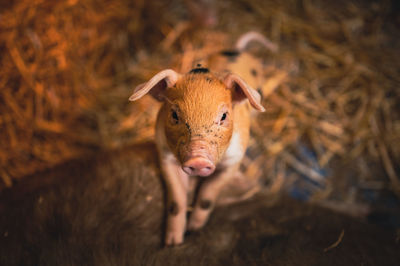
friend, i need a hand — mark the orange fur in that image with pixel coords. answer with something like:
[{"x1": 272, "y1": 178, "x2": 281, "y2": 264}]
[
  {"x1": 163, "y1": 73, "x2": 233, "y2": 164},
  {"x1": 129, "y1": 34, "x2": 268, "y2": 246}
]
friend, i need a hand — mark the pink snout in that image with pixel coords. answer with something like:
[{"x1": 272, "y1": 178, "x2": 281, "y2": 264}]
[{"x1": 182, "y1": 157, "x2": 215, "y2": 177}]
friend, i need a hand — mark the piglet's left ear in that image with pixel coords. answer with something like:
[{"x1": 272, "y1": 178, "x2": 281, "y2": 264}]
[{"x1": 224, "y1": 73, "x2": 265, "y2": 112}]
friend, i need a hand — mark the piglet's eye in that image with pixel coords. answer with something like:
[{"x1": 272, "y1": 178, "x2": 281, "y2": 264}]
[
  {"x1": 171, "y1": 110, "x2": 179, "y2": 124},
  {"x1": 220, "y1": 112, "x2": 227, "y2": 123},
  {"x1": 221, "y1": 113, "x2": 227, "y2": 121}
]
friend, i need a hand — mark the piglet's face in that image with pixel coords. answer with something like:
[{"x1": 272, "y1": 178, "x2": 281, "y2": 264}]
[
  {"x1": 129, "y1": 68, "x2": 265, "y2": 177},
  {"x1": 163, "y1": 73, "x2": 234, "y2": 176}
]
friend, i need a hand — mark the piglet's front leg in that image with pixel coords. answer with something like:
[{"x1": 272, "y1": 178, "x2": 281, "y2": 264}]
[
  {"x1": 160, "y1": 154, "x2": 189, "y2": 246},
  {"x1": 187, "y1": 164, "x2": 240, "y2": 231}
]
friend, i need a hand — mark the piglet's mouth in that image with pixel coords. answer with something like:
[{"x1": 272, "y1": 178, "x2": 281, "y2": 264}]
[{"x1": 182, "y1": 156, "x2": 215, "y2": 177}]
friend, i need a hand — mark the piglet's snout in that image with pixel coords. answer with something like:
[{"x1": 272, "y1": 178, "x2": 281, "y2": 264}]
[
  {"x1": 181, "y1": 140, "x2": 216, "y2": 177},
  {"x1": 183, "y1": 156, "x2": 215, "y2": 177}
]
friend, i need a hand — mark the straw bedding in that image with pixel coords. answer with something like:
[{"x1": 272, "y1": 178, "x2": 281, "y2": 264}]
[{"x1": 0, "y1": 0, "x2": 399, "y2": 209}]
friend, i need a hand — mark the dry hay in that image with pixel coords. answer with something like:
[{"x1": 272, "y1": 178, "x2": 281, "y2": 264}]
[
  {"x1": 0, "y1": 0, "x2": 172, "y2": 184},
  {"x1": 0, "y1": 0, "x2": 399, "y2": 208}
]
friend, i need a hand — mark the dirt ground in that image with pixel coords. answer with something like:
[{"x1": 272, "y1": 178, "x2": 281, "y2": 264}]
[{"x1": 0, "y1": 143, "x2": 399, "y2": 265}]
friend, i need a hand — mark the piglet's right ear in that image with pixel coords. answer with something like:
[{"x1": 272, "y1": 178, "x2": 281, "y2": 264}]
[{"x1": 129, "y1": 69, "x2": 180, "y2": 102}]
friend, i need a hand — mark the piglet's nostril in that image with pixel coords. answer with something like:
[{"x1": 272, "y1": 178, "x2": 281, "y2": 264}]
[{"x1": 182, "y1": 157, "x2": 215, "y2": 177}]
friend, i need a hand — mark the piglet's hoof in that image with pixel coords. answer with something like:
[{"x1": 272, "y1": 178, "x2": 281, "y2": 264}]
[{"x1": 165, "y1": 231, "x2": 184, "y2": 246}]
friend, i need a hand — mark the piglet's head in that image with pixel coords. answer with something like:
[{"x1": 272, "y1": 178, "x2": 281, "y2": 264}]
[{"x1": 129, "y1": 68, "x2": 265, "y2": 177}]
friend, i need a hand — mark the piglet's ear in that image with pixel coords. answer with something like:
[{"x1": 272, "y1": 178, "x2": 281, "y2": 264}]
[
  {"x1": 224, "y1": 73, "x2": 265, "y2": 112},
  {"x1": 129, "y1": 69, "x2": 180, "y2": 102}
]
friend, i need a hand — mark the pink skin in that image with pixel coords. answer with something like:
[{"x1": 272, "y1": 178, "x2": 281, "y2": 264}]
[
  {"x1": 182, "y1": 140, "x2": 216, "y2": 177},
  {"x1": 182, "y1": 157, "x2": 215, "y2": 177}
]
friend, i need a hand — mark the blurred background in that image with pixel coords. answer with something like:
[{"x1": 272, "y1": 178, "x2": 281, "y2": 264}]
[{"x1": 0, "y1": 0, "x2": 399, "y2": 221}]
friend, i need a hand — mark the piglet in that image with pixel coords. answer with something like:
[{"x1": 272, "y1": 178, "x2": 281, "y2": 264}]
[{"x1": 129, "y1": 32, "x2": 275, "y2": 246}]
